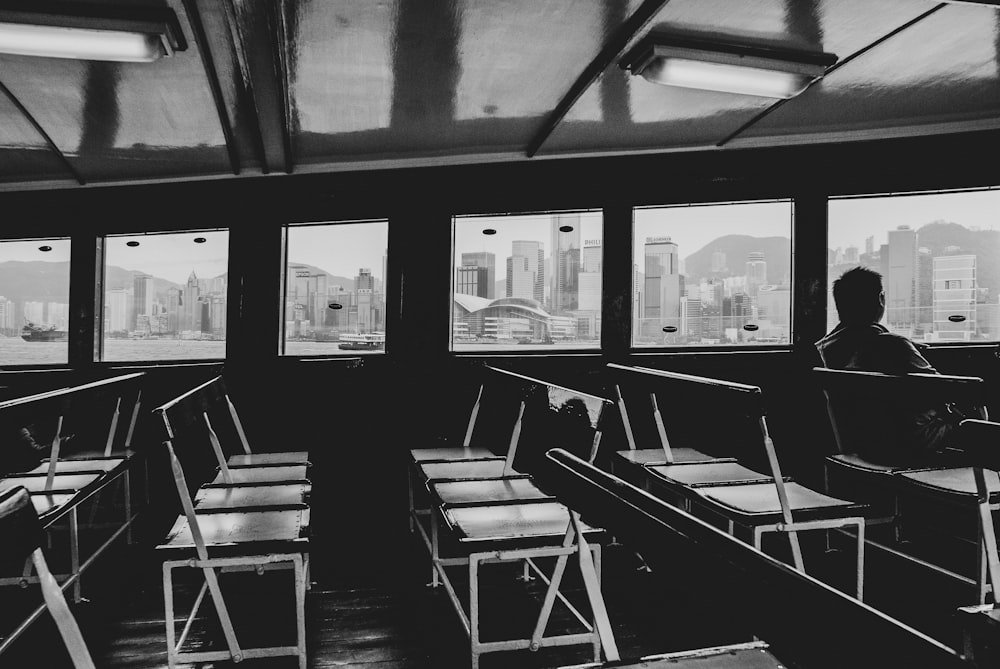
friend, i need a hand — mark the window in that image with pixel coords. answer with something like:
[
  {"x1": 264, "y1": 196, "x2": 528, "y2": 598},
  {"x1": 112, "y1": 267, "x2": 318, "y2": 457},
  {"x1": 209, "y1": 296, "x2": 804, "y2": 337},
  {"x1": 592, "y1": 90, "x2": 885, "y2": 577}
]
[
  {"x1": 101, "y1": 230, "x2": 228, "y2": 362},
  {"x1": 281, "y1": 220, "x2": 388, "y2": 356},
  {"x1": 828, "y1": 188, "x2": 999, "y2": 343},
  {"x1": 451, "y1": 210, "x2": 603, "y2": 352},
  {"x1": 633, "y1": 200, "x2": 793, "y2": 347},
  {"x1": 0, "y1": 238, "x2": 71, "y2": 365}
]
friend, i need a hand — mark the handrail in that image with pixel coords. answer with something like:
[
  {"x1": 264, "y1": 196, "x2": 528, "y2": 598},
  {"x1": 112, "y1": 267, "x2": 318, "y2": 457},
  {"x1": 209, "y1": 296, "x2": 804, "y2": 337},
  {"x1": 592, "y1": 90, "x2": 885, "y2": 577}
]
[
  {"x1": 540, "y1": 448, "x2": 971, "y2": 669},
  {"x1": 0, "y1": 372, "x2": 145, "y2": 411}
]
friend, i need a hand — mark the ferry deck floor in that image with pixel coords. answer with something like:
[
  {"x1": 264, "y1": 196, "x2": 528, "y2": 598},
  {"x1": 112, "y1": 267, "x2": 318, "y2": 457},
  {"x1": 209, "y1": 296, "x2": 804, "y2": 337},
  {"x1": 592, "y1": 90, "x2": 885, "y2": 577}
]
[{"x1": 0, "y1": 513, "x2": 984, "y2": 669}]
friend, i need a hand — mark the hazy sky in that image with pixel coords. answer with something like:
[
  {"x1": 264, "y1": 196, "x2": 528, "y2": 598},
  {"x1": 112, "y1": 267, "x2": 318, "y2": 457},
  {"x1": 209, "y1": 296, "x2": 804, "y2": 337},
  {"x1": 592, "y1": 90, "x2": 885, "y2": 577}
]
[
  {"x1": 828, "y1": 189, "x2": 999, "y2": 251},
  {"x1": 287, "y1": 220, "x2": 388, "y2": 280},
  {"x1": 454, "y1": 211, "x2": 603, "y2": 266},
  {"x1": 634, "y1": 200, "x2": 792, "y2": 263},
  {"x1": 104, "y1": 231, "x2": 230, "y2": 285}
]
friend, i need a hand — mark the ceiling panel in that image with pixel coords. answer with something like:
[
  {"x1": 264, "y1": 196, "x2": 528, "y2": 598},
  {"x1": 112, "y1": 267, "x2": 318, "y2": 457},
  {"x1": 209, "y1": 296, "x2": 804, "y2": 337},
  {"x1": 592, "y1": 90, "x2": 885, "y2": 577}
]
[
  {"x1": 288, "y1": 0, "x2": 623, "y2": 165},
  {"x1": 733, "y1": 3, "x2": 1000, "y2": 144},
  {"x1": 0, "y1": 0, "x2": 232, "y2": 182},
  {"x1": 0, "y1": 90, "x2": 76, "y2": 183},
  {"x1": 538, "y1": 0, "x2": 941, "y2": 156}
]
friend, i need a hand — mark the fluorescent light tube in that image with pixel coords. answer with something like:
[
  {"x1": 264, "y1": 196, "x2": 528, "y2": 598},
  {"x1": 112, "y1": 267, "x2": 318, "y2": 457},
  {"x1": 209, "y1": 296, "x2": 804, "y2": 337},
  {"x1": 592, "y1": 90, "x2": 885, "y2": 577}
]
[
  {"x1": 641, "y1": 57, "x2": 814, "y2": 99},
  {"x1": 621, "y1": 34, "x2": 837, "y2": 100},
  {"x1": 0, "y1": 22, "x2": 165, "y2": 62}
]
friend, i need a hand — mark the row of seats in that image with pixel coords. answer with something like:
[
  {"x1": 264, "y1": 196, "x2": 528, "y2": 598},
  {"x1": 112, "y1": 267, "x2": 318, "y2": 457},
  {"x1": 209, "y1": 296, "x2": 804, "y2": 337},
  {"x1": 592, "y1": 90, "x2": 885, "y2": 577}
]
[
  {"x1": 409, "y1": 365, "x2": 620, "y2": 669},
  {"x1": 150, "y1": 373, "x2": 314, "y2": 668},
  {"x1": 0, "y1": 372, "x2": 146, "y2": 656},
  {"x1": 410, "y1": 361, "x2": 1000, "y2": 666}
]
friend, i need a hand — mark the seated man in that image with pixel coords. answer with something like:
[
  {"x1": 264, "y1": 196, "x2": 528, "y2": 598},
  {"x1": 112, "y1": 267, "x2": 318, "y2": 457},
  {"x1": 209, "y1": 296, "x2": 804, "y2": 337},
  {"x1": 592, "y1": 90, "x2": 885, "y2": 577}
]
[{"x1": 816, "y1": 266, "x2": 966, "y2": 465}]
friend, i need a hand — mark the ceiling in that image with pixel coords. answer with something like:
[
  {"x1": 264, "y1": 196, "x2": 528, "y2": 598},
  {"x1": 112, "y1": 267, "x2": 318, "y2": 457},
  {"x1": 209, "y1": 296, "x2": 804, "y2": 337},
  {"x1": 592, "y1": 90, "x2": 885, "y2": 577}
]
[{"x1": 1, "y1": 0, "x2": 998, "y2": 190}]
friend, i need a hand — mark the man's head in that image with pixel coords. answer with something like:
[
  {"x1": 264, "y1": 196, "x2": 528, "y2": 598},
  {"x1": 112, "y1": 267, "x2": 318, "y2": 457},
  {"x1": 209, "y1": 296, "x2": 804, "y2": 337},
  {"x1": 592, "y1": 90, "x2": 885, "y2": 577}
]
[{"x1": 833, "y1": 266, "x2": 885, "y2": 325}]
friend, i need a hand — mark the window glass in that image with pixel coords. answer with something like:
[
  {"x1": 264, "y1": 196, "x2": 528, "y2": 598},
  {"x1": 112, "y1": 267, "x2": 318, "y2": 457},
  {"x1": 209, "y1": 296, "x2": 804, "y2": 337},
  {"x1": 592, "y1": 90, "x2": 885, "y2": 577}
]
[
  {"x1": 452, "y1": 210, "x2": 603, "y2": 352},
  {"x1": 828, "y1": 189, "x2": 1000, "y2": 342},
  {"x1": 102, "y1": 231, "x2": 228, "y2": 361},
  {"x1": 633, "y1": 201, "x2": 793, "y2": 347},
  {"x1": 282, "y1": 220, "x2": 389, "y2": 356},
  {"x1": 0, "y1": 238, "x2": 71, "y2": 365}
]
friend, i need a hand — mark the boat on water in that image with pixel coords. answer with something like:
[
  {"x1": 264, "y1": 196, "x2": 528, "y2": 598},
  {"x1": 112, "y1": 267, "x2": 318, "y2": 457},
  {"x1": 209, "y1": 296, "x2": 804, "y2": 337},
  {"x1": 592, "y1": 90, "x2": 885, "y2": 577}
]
[
  {"x1": 337, "y1": 332, "x2": 385, "y2": 350},
  {"x1": 21, "y1": 322, "x2": 68, "y2": 342}
]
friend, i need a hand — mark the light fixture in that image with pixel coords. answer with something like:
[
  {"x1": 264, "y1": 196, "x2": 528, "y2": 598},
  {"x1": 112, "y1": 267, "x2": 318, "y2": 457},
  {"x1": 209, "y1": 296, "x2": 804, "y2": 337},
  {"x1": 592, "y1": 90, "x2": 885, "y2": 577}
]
[
  {"x1": 482, "y1": 228, "x2": 497, "y2": 236},
  {"x1": 620, "y1": 32, "x2": 836, "y2": 99},
  {"x1": 558, "y1": 225, "x2": 574, "y2": 233},
  {"x1": 38, "y1": 245, "x2": 52, "y2": 252},
  {"x1": 126, "y1": 240, "x2": 140, "y2": 247},
  {"x1": 193, "y1": 237, "x2": 206, "y2": 244},
  {"x1": 328, "y1": 302, "x2": 343, "y2": 310},
  {"x1": 0, "y1": 2, "x2": 186, "y2": 63}
]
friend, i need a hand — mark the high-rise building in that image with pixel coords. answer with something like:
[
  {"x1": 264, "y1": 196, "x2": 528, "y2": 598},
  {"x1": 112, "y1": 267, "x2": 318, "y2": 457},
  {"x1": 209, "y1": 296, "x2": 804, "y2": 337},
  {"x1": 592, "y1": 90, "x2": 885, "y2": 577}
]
[
  {"x1": 550, "y1": 215, "x2": 580, "y2": 313},
  {"x1": 133, "y1": 272, "x2": 154, "y2": 331},
  {"x1": 505, "y1": 256, "x2": 534, "y2": 300},
  {"x1": 746, "y1": 252, "x2": 767, "y2": 301},
  {"x1": 844, "y1": 246, "x2": 859, "y2": 264},
  {"x1": 916, "y1": 247, "x2": 933, "y2": 334},
  {"x1": 458, "y1": 265, "x2": 491, "y2": 298},
  {"x1": 865, "y1": 236, "x2": 875, "y2": 256},
  {"x1": 181, "y1": 271, "x2": 201, "y2": 332},
  {"x1": 643, "y1": 237, "x2": 681, "y2": 335},
  {"x1": 461, "y1": 252, "x2": 495, "y2": 299},
  {"x1": 107, "y1": 288, "x2": 130, "y2": 333},
  {"x1": 511, "y1": 240, "x2": 544, "y2": 303},
  {"x1": 932, "y1": 255, "x2": 976, "y2": 341},
  {"x1": 578, "y1": 240, "x2": 602, "y2": 313},
  {"x1": 886, "y1": 225, "x2": 917, "y2": 331}
]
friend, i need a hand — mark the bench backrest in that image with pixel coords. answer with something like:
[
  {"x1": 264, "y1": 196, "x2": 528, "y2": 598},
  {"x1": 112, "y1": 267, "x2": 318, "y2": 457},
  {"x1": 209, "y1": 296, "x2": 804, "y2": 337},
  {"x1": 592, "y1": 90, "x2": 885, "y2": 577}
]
[
  {"x1": 812, "y1": 367, "x2": 988, "y2": 460},
  {"x1": 485, "y1": 366, "x2": 615, "y2": 476},
  {"x1": 151, "y1": 375, "x2": 248, "y2": 489},
  {"x1": 607, "y1": 362, "x2": 766, "y2": 464},
  {"x1": 540, "y1": 448, "x2": 971, "y2": 669},
  {"x1": 0, "y1": 372, "x2": 145, "y2": 478}
]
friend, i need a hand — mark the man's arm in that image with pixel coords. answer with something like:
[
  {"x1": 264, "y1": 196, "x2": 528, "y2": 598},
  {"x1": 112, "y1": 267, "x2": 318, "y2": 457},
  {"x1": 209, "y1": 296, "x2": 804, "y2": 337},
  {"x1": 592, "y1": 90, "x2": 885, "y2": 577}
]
[{"x1": 877, "y1": 334, "x2": 938, "y2": 375}]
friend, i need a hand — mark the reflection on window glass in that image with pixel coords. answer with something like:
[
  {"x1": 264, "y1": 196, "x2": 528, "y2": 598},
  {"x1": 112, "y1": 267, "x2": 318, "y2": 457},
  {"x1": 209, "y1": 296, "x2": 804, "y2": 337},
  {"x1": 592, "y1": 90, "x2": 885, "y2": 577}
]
[
  {"x1": 633, "y1": 201, "x2": 793, "y2": 347},
  {"x1": 452, "y1": 210, "x2": 603, "y2": 352},
  {"x1": 102, "y1": 231, "x2": 228, "y2": 362},
  {"x1": 828, "y1": 189, "x2": 1000, "y2": 343},
  {"x1": 282, "y1": 220, "x2": 389, "y2": 356},
  {"x1": 0, "y1": 238, "x2": 71, "y2": 365}
]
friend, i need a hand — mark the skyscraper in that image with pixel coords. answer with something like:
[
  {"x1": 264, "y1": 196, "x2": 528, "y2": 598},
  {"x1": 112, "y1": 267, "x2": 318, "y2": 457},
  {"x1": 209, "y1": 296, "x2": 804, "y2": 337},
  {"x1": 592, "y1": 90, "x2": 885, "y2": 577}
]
[
  {"x1": 578, "y1": 240, "x2": 602, "y2": 312},
  {"x1": 550, "y1": 215, "x2": 580, "y2": 313},
  {"x1": 510, "y1": 240, "x2": 544, "y2": 303},
  {"x1": 460, "y1": 252, "x2": 495, "y2": 299},
  {"x1": 711, "y1": 251, "x2": 727, "y2": 273},
  {"x1": 933, "y1": 255, "x2": 976, "y2": 341},
  {"x1": 746, "y1": 252, "x2": 767, "y2": 301},
  {"x1": 107, "y1": 288, "x2": 130, "y2": 333},
  {"x1": 643, "y1": 237, "x2": 681, "y2": 335},
  {"x1": 505, "y1": 256, "x2": 535, "y2": 300},
  {"x1": 133, "y1": 272, "x2": 154, "y2": 331},
  {"x1": 181, "y1": 271, "x2": 201, "y2": 332},
  {"x1": 886, "y1": 225, "x2": 917, "y2": 331}
]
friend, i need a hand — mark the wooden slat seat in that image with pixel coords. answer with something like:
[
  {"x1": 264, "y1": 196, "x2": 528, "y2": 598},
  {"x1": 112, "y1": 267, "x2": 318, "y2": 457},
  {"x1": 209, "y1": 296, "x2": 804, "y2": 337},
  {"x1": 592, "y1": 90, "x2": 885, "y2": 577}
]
[
  {"x1": 414, "y1": 457, "x2": 507, "y2": 483},
  {"x1": 23, "y1": 458, "x2": 125, "y2": 475},
  {"x1": 607, "y1": 364, "x2": 868, "y2": 599},
  {"x1": 193, "y1": 483, "x2": 311, "y2": 511},
  {"x1": 29, "y1": 493, "x2": 76, "y2": 517},
  {"x1": 897, "y1": 467, "x2": 1000, "y2": 502},
  {"x1": 210, "y1": 464, "x2": 309, "y2": 485},
  {"x1": 411, "y1": 446, "x2": 496, "y2": 462},
  {"x1": 431, "y1": 477, "x2": 552, "y2": 507},
  {"x1": 555, "y1": 641, "x2": 782, "y2": 669},
  {"x1": 614, "y1": 447, "x2": 734, "y2": 467},
  {"x1": 227, "y1": 451, "x2": 310, "y2": 467},
  {"x1": 696, "y1": 482, "x2": 868, "y2": 523},
  {"x1": 0, "y1": 473, "x2": 102, "y2": 495},
  {"x1": 157, "y1": 508, "x2": 311, "y2": 553},
  {"x1": 443, "y1": 501, "x2": 602, "y2": 544},
  {"x1": 647, "y1": 462, "x2": 773, "y2": 488}
]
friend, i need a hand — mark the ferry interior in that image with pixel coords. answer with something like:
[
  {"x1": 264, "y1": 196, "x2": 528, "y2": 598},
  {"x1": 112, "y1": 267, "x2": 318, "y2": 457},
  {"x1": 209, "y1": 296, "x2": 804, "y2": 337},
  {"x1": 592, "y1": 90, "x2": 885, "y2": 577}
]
[{"x1": 2, "y1": 0, "x2": 1000, "y2": 667}]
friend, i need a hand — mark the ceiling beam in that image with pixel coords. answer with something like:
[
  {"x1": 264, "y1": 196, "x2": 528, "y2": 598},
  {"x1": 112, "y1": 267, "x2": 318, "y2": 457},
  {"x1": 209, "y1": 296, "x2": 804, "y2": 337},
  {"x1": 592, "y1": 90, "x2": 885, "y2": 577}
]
[
  {"x1": 716, "y1": 3, "x2": 947, "y2": 148},
  {"x1": 0, "y1": 80, "x2": 85, "y2": 185},
  {"x1": 526, "y1": 0, "x2": 672, "y2": 158},
  {"x1": 222, "y1": 0, "x2": 292, "y2": 174},
  {"x1": 182, "y1": 0, "x2": 240, "y2": 175}
]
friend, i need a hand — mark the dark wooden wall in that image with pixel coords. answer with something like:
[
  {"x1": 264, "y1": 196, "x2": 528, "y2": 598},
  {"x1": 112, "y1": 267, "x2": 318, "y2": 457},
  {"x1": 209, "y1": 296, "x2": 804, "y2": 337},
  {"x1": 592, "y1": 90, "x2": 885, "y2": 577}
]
[{"x1": 2, "y1": 129, "x2": 1000, "y2": 581}]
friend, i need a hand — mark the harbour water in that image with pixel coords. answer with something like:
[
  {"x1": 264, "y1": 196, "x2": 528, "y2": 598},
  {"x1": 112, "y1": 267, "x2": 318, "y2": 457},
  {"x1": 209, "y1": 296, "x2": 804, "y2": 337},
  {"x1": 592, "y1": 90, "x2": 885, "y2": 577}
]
[{"x1": 0, "y1": 337, "x2": 227, "y2": 366}]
